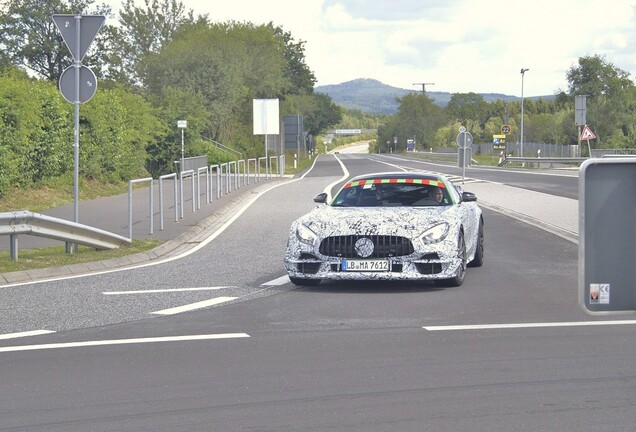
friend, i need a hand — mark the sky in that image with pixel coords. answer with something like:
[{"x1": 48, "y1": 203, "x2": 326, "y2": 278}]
[{"x1": 104, "y1": 0, "x2": 636, "y2": 97}]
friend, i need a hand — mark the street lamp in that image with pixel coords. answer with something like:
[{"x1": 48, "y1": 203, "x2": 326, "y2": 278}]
[{"x1": 520, "y1": 68, "x2": 529, "y2": 157}]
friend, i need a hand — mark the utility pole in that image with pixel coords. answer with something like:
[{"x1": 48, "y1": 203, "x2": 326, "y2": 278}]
[
  {"x1": 413, "y1": 82, "x2": 434, "y2": 93},
  {"x1": 520, "y1": 68, "x2": 529, "y2": 157}
]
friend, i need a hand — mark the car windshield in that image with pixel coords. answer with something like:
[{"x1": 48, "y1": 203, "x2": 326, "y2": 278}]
[{"x1": 331, "y1": 179, "x2": 451, "y2": 207}]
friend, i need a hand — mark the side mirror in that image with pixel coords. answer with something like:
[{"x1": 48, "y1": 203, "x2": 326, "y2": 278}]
[
  {"x1": 313, "y1": 192, "x2": 328, "y2": 204},
  {"x1": 461, "y1": 191, "x2": 477, "y2": 202}
]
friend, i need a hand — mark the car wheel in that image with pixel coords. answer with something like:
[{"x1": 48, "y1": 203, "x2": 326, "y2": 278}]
[
  {"x1": 468, "y1": 218, "x2": 484, "y2": 268},
  {"x1": 435, "y1": 231, "x2": 466, "y2": 287},
  {"x1": 289, "y1": 276, "x2": 321, "y2": 286}
]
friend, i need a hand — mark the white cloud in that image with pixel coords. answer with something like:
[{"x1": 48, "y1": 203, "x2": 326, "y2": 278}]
[{"x1": 105, "y1": 0, "x2": 636, "y2": 97}]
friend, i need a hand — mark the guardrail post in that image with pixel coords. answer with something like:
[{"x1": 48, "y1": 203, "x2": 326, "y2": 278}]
[{"x1": 10, "y1": 234, "x2": 18, "y2": 261}]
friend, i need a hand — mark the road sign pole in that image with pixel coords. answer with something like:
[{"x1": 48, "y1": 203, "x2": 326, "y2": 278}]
[
  {"x1": 66, "y1": 15, "x2": 82, "y2": 253},
  {"x1": 74, "y1": 16, "x2": 81, "y2": 223},
  {"x1": 53, "y1": 12, "x2": 104, "y2": 237},
  {"x1": 462, "y1": 133, "x2": 467, "y2": 184}
]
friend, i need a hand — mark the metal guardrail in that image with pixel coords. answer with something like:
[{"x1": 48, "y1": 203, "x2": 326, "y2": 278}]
[
  {"x1": 0, "y1": 211, "x2": 130, "y2": 261},
  {"x1": 498, "y1": 157, "x2": 588, "y2": 167}
]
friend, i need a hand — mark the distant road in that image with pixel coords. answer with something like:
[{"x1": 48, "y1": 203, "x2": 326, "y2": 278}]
[{"x1": 330, "y1": 141, "x2": 369, "y2": 154}]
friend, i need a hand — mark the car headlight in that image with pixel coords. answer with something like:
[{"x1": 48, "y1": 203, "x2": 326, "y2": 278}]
[
  {"x1": 296, "y1": 223, "x2": 317, "y2": 245},
  {"x1": 420, "y1": 222, "x2": 450, "y2": 244}
]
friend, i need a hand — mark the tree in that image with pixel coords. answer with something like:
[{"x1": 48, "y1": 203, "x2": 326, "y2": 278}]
[
  {"x1": 145, "y1": 86, "x2": 212, "y2": 175},
  {"x1": 143, "y1": 21, "x2": 314, "y2": 153},
  {"x1": 445, "y1": 92, "x2": 489, "y2": 135},
  {"x1": 268, "y1": 23, "x2": 316, "y2": 94},
  {"x1": 0, "y1": 0, "x2": 112, "y2": 81},
  {"x1": 114, "y1": 0, "x2": 199, "y2": 86},
  {"x1": 377, "y1": 93, "x2": 447, "y2": 151},
  {"x1": 566, "y1": 54, "x2": 636, "y2": 146}
]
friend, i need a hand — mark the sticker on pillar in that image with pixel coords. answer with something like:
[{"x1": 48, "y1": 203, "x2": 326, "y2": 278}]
[{"x1": 590, "y1": 283, "x2": 610, "y2": 304}]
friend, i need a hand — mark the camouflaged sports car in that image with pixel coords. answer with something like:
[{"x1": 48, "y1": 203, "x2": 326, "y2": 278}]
[{"x1": 284, "y1": 172, "x2": 484, "y2": 287}]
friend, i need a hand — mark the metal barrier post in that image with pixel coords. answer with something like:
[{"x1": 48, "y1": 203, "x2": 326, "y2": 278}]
[
  {"x1": 209, "y1": 164, "x2": 220, "y2": 200},
  {"x1": 237, "y1": 160, "x2": 245, "y2": 188},
  {"x1": 179, "y1": 169, "x2": 195, "y2": 217},
  {"x1": 197, "y1": 167, "x2": 209, "y2": 208},
  {"x1": 159, "y1": 173, "x2": 178, "y2": 230},
  {"x1": 247, "y1": 158, "x2": 256, "y2": 185},
  {"x1": 269, "y1": 156, "x2": 278, "y2": 179},
  {"x1": 128, "y1": 177, "x2": 154, "y2": 240},
  {"x1": 258, "y1": 157, "x2": 267, "y2": 182},
  {"x1": 228, "y1": 161, "x2": 237, "y2": 193}
]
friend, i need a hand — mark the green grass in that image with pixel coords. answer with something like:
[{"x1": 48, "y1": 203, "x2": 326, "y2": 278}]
[{"x1": 0, "y1": 240, "x2": 163, "y2": 274}]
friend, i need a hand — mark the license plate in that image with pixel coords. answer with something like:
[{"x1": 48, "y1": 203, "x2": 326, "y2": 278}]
[{"x1": 341, "y1": 259, "x2": 391, "y2": 272}]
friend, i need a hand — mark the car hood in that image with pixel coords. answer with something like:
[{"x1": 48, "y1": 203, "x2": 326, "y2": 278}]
[{"x1": 296, "y1": 205, "x2": 458, "y2": 237}]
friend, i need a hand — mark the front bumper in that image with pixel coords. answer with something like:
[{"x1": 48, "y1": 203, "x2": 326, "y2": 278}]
[{"x1": 284, "y1": 253, "x2": 462, "y2": 281}]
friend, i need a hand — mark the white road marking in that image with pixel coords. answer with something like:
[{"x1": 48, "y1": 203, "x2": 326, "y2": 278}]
[
  {"x1": 103, "y1": 287, "x2": 235, "y2": 295},
  {"x1": 0, "y1": 330, "x2": 56, "y2": 340},
  {"x1": 0, "y1": 333, "x2": 250, "y2": 353},
  {"x1": 261, "y1": 275, "x2": 290, "y2": 286},
  {"x1": 424, "y1": 320, "x2": 636, "y2": 331},
  {"x1": 151, "y1": 296, "x2": 238, "y2": 315},
  {"x1": 325, "y1": 154, "x2": 350, "y2": 199}
]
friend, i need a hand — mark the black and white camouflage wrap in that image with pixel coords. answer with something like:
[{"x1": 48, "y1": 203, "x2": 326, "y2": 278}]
[{"x1": 284, "y1": 173, "x2": 483, "y2": 284}]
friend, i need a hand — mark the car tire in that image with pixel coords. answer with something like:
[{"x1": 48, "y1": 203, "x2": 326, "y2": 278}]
[
  {"x1": 468, "y1": 218, "x2": 484, "y2": 268},
  {"x1": 289, "y1": 276, "x2": 321, "y2": 286},
  {"x1": 435, "y1": 231, "x2": 466, "y2": 287}
]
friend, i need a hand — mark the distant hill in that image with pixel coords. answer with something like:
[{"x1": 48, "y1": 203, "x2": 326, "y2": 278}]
[{"x1": 315, "y1": 78, "x2": 551, "y2": 115}]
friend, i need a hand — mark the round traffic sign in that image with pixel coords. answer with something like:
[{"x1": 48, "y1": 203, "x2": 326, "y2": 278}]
[
  {"x1": 501, "y1": 124, "x2": 511, "y2": 134},
  {"x1": 59, "y1": 65, "x2": 97, "y2": 104},
  {"x1": 456, "y1": 131, "x2": 473, "y2": 149}
]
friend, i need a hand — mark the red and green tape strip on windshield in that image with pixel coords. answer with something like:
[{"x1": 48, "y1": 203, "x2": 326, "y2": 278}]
[{"x1": 344, "y1": 178, "x2": 446, "y2": 189}]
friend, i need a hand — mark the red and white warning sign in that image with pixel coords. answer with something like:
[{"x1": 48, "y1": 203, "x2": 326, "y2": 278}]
[{"x1": 580, "y1": 124, "x2": 596, "y2": 140}]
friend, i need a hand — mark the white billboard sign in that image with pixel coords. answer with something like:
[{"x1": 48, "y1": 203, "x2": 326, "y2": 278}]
[{"x1": 253, "y1": 99, "x2": 280, "y2": 135}]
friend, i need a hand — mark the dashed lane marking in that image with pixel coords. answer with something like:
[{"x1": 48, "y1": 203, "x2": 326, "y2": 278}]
[
  {"x1": 152, "y1": 296, "x2": 238, "y2": 315},
  {"x1": 0, "y1": 333, "x2": 250, "y2": 353}
]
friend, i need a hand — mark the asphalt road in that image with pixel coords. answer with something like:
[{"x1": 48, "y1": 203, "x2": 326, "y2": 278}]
[{"x1": 1, "y1": 154, "x2": 635, "y2": 432}]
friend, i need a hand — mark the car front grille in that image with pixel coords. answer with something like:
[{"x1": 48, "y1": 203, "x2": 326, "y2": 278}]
[{"x1": 319, "y1": 235, "x2": 414, "y2": 258}]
